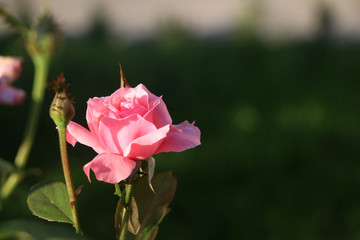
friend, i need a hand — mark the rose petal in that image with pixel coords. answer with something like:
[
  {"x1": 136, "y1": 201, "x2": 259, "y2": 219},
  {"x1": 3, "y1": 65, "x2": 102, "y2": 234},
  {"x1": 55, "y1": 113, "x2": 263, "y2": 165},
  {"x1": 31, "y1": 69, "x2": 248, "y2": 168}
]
[
  {"x1": 156, "y1": 121, "x2": 201, "y2": 153},
  {"x1": 109, "y1": 87, "x2": 137, "y2": 109},
  {"x1": 86, "y1": 97, "x2": 107, "y2": 135},
  {"x1": 132, "y1": 84, "x2": 150, "y2": 107},
  {"x1": 135, "y1": 84, "x2": 158, "y2": 105},
  {"x1": 67, "y1": 121, "x2": 107, "y2": 154},
  {"x1": 119, "y1": 100, "x2": 148, "y2": 118},
  {"x1": 0, "y1": 86, "x2": 25, "y2": 105},
  {"x1": 99, "y1": 114, "x2": 157, "y2": 155},
  {"x1": 125, "y1": 124, "x2": 170, "y2": 160},
  {"x1": 66, "y1": 128, "x2": 77, "y2": 146},
  {"x1": 144, "y1": 96, "x2": 172, "y2": 128},
  {"x1": 83, "y1": 153, "x2": 136, "y2": 184}
]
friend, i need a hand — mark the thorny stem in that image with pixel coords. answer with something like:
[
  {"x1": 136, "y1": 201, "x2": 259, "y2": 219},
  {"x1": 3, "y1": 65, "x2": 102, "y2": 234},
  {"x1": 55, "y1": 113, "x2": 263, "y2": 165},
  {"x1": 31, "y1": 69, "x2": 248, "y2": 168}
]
[{"x1": 57, "y1": 126, "x2": 82, "y2": 234}]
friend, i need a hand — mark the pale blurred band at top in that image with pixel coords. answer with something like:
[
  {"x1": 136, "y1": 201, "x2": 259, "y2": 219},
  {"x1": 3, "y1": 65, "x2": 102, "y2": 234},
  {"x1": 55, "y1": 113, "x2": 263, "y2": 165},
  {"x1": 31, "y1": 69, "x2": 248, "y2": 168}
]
[{"x1": 0, "y1": 0, "x2": 359, "y2": 42}]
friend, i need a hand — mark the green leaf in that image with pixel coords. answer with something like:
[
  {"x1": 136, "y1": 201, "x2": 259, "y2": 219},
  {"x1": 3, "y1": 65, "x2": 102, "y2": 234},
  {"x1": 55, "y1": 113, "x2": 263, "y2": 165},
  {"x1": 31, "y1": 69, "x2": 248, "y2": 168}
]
[
  {"x1": 115, "y1": 171, "x2": 177, "y2": 240},
  {"x1": 137, "y1": 226, "x2": 158, "y2": 240},
  {"x1": 27, "y1": 181, "x2": 74, "y2": 225},
  {"x1": 0, "y1": 158, "x2": 14, "y2": 174},
  {"x1": 0, "y1": 230, "x2": 35, "y2": 240},
  {"x1": 0, "y1": 220, "x2": 87, "y2": 240},
  {"x1": 134, "y1": 171, "x2": 177, "y2": 234}
]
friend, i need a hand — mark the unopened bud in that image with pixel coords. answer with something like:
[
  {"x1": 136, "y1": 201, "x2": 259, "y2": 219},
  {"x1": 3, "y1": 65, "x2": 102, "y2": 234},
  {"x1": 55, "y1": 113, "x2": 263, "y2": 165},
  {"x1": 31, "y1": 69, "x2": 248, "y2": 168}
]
[
  {"x1": 48, "y1": 73, "x2": 75, "y2": 128},
  {"x1": 32, "y1": 10, "x2": 61, "y2": 56}
]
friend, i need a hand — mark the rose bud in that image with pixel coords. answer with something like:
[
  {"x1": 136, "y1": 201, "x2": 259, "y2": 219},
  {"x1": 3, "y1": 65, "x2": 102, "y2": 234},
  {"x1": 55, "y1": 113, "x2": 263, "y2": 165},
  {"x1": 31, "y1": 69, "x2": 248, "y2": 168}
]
[{"x1": 48, "y1": 73, "x2": 75, "y2": 128}]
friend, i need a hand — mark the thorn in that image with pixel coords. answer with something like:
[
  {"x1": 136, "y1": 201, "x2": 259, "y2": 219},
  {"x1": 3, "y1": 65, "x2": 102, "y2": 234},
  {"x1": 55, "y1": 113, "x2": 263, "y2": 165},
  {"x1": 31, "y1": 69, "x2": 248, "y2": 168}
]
[
  {"x1": 149, "y1": 183, "x2": 156, "y2": 195},
  {"x1": 69, "y1": 200, "x2": 75, "y2": 207},
  {"x1": 119, "y1": 64, "x2": 130, "y2": 88},
  {"x1": 75, "y1": 185, "x2": 83, "y2": 197}
]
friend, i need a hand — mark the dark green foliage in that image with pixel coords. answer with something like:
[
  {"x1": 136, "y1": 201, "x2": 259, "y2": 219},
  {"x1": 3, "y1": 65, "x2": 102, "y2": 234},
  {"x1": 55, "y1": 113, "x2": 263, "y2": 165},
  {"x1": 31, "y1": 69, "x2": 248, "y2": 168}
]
[
  {"x1": 0, "y1": 219, "x2": 87, "y2": 239},
  {"x1": 1, "y1": 30, "x2": 360, "y2": 239}
]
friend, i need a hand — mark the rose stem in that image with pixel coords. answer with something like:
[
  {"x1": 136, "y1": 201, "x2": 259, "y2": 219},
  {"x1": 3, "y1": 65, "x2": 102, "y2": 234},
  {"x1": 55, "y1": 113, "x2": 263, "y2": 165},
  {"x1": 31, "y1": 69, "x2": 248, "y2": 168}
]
[{"x1": 58, "y1": 125, "x2": 82, "y2": 234}]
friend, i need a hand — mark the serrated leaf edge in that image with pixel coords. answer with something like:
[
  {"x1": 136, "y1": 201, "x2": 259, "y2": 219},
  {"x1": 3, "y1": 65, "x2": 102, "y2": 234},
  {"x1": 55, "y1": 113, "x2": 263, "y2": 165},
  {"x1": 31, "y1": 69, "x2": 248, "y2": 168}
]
[{"x1": 27, "y1": 181, "x2": 74, "y2": 225}]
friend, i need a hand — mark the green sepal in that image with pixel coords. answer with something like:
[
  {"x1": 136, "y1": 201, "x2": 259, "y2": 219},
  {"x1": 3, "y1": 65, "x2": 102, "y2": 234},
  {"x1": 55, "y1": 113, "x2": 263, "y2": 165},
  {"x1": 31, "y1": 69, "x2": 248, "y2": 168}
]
[{"x1": 146, "y1": 157, "x2": 155, "y2": 193}]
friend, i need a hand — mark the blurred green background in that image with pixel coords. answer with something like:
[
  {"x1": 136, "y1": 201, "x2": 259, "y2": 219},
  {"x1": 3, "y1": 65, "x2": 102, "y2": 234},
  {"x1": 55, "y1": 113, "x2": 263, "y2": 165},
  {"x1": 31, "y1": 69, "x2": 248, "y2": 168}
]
[{"x1": 2, "y1": 7, "x2": 360, "y2": 240}]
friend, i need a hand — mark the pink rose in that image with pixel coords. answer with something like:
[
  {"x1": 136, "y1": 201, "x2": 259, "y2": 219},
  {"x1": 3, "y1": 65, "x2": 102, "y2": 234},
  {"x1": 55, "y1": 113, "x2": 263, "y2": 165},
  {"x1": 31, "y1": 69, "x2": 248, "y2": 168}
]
[
  {"x1": 67, "y1": 84, "x2": 201, "y2": 184},
  {"x1": 0, "y1": 56, "x2": 25, "y2": 105}
]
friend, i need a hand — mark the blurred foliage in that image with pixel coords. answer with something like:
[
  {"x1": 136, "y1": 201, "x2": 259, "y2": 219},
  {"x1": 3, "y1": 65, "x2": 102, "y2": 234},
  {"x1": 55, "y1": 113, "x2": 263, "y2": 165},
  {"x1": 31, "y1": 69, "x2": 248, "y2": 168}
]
[
  {"x1": 0, "y1": 219, "x2": 87, "y2": 239},
  {"x1": 1, "y1": 17, "x2": 360, "y2": 240}
]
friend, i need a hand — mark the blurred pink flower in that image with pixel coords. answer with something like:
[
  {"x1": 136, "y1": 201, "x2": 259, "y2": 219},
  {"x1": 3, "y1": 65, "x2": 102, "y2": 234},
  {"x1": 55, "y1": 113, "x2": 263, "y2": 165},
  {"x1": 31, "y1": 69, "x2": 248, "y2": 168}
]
[
  {"x1": 0, "y1": 56, "x2": 25, "y2": 105},
  {"x1": 67, "y1": 84, "x2": 201, "y2": 184},
  {"x1": 0, "y1": 86, "x2": 26, "y2": 105}
]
